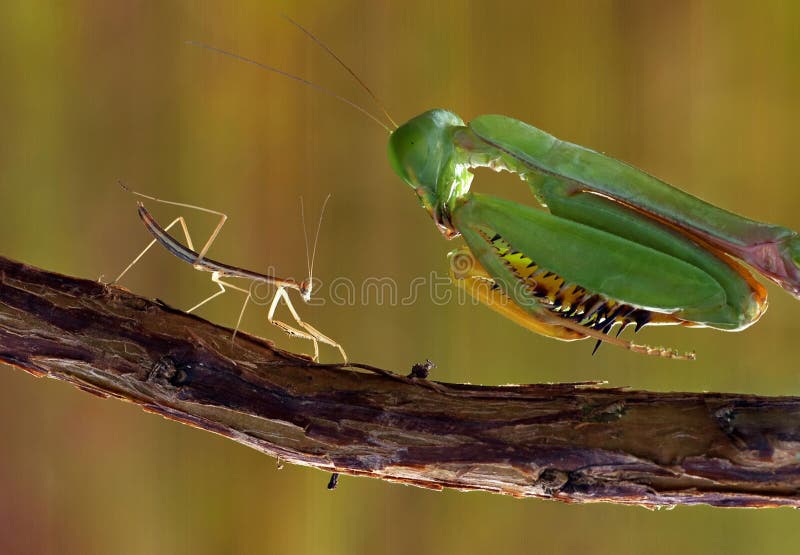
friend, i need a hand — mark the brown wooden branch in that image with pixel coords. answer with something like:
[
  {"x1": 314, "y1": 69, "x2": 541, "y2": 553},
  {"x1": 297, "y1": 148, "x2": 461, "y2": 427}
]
[{"x1": 1, "y1": 255, "x2": 799, "y2": 508}]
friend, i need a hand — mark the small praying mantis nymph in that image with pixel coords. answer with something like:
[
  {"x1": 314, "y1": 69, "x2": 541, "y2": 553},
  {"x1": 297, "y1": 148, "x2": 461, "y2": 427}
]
[
  {"x1": 114, "y1": 185, "x2": 346, "y2": 363},
  {"x1": 190, "y1": 17, "x2": 799, "y2": 359}
]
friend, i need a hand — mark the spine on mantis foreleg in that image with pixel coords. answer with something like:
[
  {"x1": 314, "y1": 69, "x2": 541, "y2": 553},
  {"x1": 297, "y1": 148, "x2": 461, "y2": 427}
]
[
  {"x1": 447, "y1": 245, "x2": 694, "y2": 360},
  {"x1": 457, "y1": 114, "x2": 800, "y2": 299}
]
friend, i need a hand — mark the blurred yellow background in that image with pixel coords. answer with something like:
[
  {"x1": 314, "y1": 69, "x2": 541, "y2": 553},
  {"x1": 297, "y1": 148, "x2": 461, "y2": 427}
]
[{"x1": 1, "y1": 1, "x2": 799, "y2": 553}]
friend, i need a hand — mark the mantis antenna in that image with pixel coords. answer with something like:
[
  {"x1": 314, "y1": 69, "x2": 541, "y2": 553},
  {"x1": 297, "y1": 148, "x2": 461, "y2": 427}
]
[
  {"x1": 185, "y1": 41, "x2": 393, "y2": 134},
  {"x1": 300, "y1": 193, "x2": 333, "y2": 288},
  {"x1": 281, "y1": 14, "x2": 398, "y2": 129}
]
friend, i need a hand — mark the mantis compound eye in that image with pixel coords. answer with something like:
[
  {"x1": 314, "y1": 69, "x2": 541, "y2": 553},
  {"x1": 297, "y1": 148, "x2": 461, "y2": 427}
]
[{"x1": 299, "y1": 279, "x2": 313, "y2": 302}]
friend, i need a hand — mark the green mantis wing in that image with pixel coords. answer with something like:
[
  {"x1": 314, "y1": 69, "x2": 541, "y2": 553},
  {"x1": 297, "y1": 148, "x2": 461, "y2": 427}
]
[
  {"x1": 451, "y1": 193, "x2": 765, "y2": 331},
  {"x1": 466, "y1": 114, "x2": 800, "y2": 299}
]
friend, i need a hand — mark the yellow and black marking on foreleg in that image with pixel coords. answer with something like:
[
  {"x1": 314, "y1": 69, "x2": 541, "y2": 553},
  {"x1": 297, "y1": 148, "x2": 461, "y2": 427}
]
[{"x1": 449, "y1": 228, "x2": 690, "y2": 357}]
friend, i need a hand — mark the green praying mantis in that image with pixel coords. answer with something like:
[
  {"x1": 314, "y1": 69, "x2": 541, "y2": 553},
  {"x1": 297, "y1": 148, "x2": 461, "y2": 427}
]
[
  {"x1": 187, "y1": 18, "x2": 799, "y2": 360},
  {"x1": 388, "y1": 110, "x2": 795, "y2": 359}
]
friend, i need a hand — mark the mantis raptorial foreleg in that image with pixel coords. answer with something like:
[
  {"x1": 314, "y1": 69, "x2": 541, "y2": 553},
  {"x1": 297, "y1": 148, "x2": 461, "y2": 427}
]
[
  {"x1": 190, "y1": 271, "x2": 253, "y2": 340},
  {"x1": 267, "y1": 286, "x2": 348, "y2": 363}
]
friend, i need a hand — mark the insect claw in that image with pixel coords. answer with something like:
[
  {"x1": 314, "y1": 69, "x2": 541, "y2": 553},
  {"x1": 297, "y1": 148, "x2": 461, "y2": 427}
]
[
  {"x1": 633, "y1": 312, "x2": 651, "y2": 332},
  {"x1": 583, "y1": 299, "x2": 607, "y2": 323},
  {"x1": 564, "y1": 305, "x2": 579, "y2": 318},
  {"x1": 601, "y1": 306, "x2": 623, "y2": 329}
]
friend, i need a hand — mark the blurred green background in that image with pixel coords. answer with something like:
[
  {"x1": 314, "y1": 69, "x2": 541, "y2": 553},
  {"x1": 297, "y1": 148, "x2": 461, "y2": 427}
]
[{"x1": 1, "y1": 1, "x2": 799, "y2": 553}]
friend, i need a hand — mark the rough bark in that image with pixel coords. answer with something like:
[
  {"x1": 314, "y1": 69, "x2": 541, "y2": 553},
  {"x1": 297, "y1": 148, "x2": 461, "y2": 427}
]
[{"x1": 1, "y1": 255, "x2": 799, "y2": 508}]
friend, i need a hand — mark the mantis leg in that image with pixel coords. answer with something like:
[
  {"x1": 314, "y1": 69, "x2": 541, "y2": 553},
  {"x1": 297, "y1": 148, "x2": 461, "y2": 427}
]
[
  {"x1": 188, "y1": 271, "x2": 252, "y2": 340},
  {"x1": 454, "y1": 229, "x2": 695, "y2": 360},
  {"x1": 189, "y1": 274, "x2": 347, "y2": 364},
  {"x1": 268, "y1": 287, "x2": 348, "y2": 364},
  {"x1": 448, "y1": 247, "x2": 587, "y2": 341},
  {"x1": 114, "y1": 215, "x2": 195, "y2": 283},
  {"x1": 114, "y1": 188, "x2": 228, "y2": 283}
]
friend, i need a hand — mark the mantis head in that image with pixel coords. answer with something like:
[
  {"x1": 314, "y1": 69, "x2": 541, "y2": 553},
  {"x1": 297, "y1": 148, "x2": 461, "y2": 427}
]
[
  {"x1": 299, "y1": 279, "x2": 313, "y2": 303},
  {"x1": 388, "y1": 109, "x2": 470, "y2": 238}
]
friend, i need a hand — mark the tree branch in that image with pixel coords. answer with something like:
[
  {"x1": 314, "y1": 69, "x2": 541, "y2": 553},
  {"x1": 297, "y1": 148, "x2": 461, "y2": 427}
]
[{"x1": 1, "y1": 255, "x2": 799, "y2": 508}]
